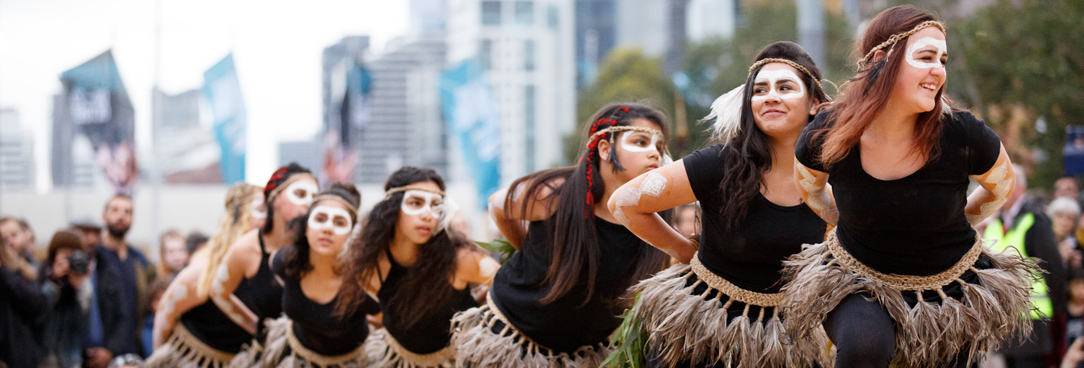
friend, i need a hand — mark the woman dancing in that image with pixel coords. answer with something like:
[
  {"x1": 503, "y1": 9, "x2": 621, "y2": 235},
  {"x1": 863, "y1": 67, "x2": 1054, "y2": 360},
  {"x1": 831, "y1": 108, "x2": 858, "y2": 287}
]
[
  {"x1": 783, "y1": 5, "x2": 1035, "y2": 367},
  {"x1": 453, "y1": 103, "x2": 672, "y2": 367},
  {"x1": 259, "y1": 183, "x2": 381, "y2": 367},
  {"x1": 147, "y1": 183, "x2": 264, "y2": 367},
  {"x1": 336, "y1": 166, "x2": 496, "y2": 368},
  {"x1": 609, "y1": 41, "x2": 832, "y2": 367}
]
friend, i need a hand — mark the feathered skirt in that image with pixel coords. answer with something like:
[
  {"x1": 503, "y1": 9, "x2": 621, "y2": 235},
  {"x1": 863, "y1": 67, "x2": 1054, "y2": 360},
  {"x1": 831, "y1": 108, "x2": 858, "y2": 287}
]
[
  {"x1": 145, "y1": 324, "x2": 237, "y2": 368},
  {"x1": 781, "y1": 229, "x2": 1037, "y2": 367},
  {"x1": 630, "y1": 255, "x2": 830, "y2": 368},
  {"x1": 450, "y1": 294, "x2": 611, "y2": 368},
  {"x1": 361, "y1": 327, "x2": 456, "y2": 368}
]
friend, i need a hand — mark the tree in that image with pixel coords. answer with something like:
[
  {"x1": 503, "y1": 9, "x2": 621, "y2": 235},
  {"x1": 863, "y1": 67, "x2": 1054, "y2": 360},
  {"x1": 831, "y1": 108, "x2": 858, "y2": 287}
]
[{"x1": 949, "y1": 0, "x2": 1084, "y2": 189}]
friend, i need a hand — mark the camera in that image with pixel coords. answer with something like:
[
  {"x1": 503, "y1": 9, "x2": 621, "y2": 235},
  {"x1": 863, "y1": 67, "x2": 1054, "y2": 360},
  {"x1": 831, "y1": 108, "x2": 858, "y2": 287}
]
[{"x1": 69, "y1": 250, "x2": 89, "y2": 275}]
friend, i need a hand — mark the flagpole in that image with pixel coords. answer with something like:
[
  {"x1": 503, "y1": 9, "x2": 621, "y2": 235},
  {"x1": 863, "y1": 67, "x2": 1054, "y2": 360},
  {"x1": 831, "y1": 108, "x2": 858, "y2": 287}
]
[{"x1": 150, "y1": 0, "x2": 162, "y2": 258}]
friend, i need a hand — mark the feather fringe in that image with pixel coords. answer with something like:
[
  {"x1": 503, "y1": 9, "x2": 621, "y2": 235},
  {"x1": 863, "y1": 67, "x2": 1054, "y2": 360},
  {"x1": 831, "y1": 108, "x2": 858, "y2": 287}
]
[
  {"x1": 705, "y1": 84, "x2": 746, "y2": 143},
  {"x1": 255, "y1": 316, "x2": 370, "y2": 368},
  {"x1": 781, "y1": 236, "x2": 1038, "y2": 368},
  {"x1": 630, "y1": 264, "x2": 829, "y2": 368},
  {"x1": 363, "y1": 328, "x2": 455, "y2": 368},
  {"x1": 145, "y1": 324, "x2": 235, "y2": 368},
  {"x1": 451, "y1": 304, "x2": 610, "y2": 368}
]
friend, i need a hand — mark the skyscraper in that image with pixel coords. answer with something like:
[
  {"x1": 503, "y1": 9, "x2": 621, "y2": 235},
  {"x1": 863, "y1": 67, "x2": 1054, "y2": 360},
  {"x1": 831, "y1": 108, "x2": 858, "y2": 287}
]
[
  {"x1": 0, "y1": 109, "x2": 35, "y2": 190},
  {"x1": 446, "y1": 0, "x2": 576, "y2": 181}
]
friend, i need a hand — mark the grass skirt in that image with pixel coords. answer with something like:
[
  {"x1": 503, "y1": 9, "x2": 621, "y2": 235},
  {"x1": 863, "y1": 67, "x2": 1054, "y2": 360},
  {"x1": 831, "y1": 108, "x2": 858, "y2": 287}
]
[
  {"x1": 362, "y1": 328, "x2": 455, "y2": 368},
  {"x1": 781, "y1": 229, "x2": 1037, "y2": 367},
  {"x1": 451, "y1": 296, "x2": 611, "y2": 368},
  {"x1": 145, "y1": 324, "x2": 237, "y2": 368},
  {"x1": 629, "y1": 256, "x2": 830, "y2": 368}
]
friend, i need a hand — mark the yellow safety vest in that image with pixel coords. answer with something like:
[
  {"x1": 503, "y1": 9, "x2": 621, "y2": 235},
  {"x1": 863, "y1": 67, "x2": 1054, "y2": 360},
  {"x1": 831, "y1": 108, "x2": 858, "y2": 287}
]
[{"x1": 984, "y1": 213, "x2": 1052, "y2": 319}]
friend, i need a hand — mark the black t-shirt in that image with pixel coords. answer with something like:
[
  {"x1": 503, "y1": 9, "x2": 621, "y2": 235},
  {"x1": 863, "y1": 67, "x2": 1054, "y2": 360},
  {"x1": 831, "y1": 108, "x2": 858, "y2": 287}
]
[
  {"x1": 684, "y1": 144, "x2": 827, "y2": 292},
  {"x1": 490, "y1": 217, "x2": 656, "y2": 353},
  {"x1": 271, "y1": 250, "x2": 380, "y2": 356},
  {"x1": 378, "y1": 248, "x2": 478, "y2": 354},
  {"x1": 233, "y1": 233, "x2": 283, "y2": 340},
  {"x1": 796, "y1": 110, "x2": 1002, "y2": 275}
]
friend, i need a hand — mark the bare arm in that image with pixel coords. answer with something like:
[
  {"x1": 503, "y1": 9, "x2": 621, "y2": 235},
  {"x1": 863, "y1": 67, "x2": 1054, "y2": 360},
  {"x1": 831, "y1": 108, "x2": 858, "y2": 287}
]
[
  {"x1": 489, "y1": 179, "x2": 562, "y2": 249},
  {"x1": 795, "y1": 160, "x2": 839, "y2": 226},
  {"x1": 152, "y1": 260, "x2": 206, "y2": 348},
  {"x1": 608, "y1": 161, "x2": 698, "y2": 263},
  {"x1": 452, "y1": 247, "x2": 501, "y2": 290},
  {"x1": 209, "y1": 233, "x2": 260, "y2": 335},
  {"x1": 965, "y1": 145, "x2": 1015, "y2": 225}
]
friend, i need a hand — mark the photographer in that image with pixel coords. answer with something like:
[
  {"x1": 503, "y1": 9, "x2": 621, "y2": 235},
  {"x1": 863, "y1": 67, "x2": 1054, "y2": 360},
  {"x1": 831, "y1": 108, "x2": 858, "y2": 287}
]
[{"x1": 38, "y1": 230, "x2": 92, "y2": 368}]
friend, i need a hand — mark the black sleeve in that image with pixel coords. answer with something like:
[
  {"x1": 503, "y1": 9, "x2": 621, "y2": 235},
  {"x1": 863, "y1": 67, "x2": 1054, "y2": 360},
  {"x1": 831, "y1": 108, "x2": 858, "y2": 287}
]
[
  {"x1": 795, "y1": 112, "x2": 831, "y2": 172},
  {"x1": 960, "y1": 111, "x2": 1002, "y2": 176},
  {"x1": 682, "y1": 144, "x2": 726, "y2": 203},
  {"x1": 361, "y1": 295, "x2": 382, "y2": 315},
  {"x1": 0, "y1": 266, "x2": 47, "y2": 321},
  {"x1": 1028, "y1": 212, "x2": 1068, "y2": 314}
]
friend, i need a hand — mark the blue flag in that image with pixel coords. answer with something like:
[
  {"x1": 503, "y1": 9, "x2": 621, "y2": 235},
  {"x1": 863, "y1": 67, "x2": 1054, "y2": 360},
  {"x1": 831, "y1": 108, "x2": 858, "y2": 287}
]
[
  {"x1": 202, "y1": 54, "x2": 247, "y2": 184},
  {"x1": 440, "y1": 59, "x2": 501, "y2": 209}
]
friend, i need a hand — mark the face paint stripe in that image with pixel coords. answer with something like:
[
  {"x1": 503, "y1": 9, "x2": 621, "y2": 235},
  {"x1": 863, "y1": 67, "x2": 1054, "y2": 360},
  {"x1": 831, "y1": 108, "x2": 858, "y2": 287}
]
[
  {"x1": 308, "y1": 205, "x2": 355, "y2": 235},
  {"x1": 750, "y1": 69, "x2": 806, "y2": 102},
  {"x1": 905, "y1": 37, "x2": 948, "y2": 69}
]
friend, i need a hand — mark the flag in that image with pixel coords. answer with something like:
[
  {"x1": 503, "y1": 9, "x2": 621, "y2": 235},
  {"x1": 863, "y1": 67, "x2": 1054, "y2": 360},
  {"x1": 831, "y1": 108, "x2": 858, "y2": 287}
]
[
  {"x1": 439, "y1": 59, "x2": 501, "y2": 209},
  {"x1": 202, "y1": 54, "x2": 247, "y2": 184}
]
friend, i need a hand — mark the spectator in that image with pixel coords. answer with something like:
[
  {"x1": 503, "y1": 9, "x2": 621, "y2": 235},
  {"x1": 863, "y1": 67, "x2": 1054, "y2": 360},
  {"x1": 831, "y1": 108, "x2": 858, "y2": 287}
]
[
  {"x1": 139, "y1": 279, "x2": 170, "y2": 358},
  {"x1": 38, "y1": 230, "x2": 93, "y2": 368},
  {"x1": 1050, "y1": 197, "x2": 1084, "y2": 268},
  {"x1": 1068, "y1": 268, "x2": 1084, "y2": 349},
  {"x1": 155, "y1": 230, "x2": 188, "y2": 279},
  {"x1": 1056, "y1": 176, "x2": 1081, "y2": 202},
  {"x1": 70, "y1": 217, "x2": 103, "y2": 251},
  {"x1": 0, "y1": 217, "x2": 36, "y2": 266},
  {"x1": 671, "y1": 203, "x2": 700, "y2": 238},
  {"x1": 0, "y1": 230, "x2": 46, "y2": 368},
  {"x1": 184, "y1": 232, "x2": 208, "y2": 255},
  {"x1": 85, "y1": 194, "x2": 156, "y2": 367},
  {"x1": 987, "y1": 165, "x2": 1068, "y2": 367}
]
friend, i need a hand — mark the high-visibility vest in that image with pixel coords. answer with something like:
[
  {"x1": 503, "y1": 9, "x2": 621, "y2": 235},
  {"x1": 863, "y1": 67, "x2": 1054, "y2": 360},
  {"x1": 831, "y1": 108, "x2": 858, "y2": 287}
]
[{"x1": 984, "y1": 213, "x2": 1052, "y2": 319}]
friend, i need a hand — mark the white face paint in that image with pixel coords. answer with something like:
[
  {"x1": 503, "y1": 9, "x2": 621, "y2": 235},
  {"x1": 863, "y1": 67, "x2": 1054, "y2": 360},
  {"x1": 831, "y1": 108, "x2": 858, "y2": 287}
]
[
  {"x1": 905, "y1": 37, "x2": 948, "y2": 69},
  {"x1": 612, "y1": 172, "x2": 669, "y2": 225},
  {"x1": 283, "y1": 181, "x2": 318, "y2": 206},
  {"x1": 401, "y1": 190, "x2": 445, "y2": 218},
  {"x1": 250, "y1": 199, "x2": 267, "y2": 219},
  {"x1": 619, "y1": 130, "x2": 662, "y2": 153},
  {"x1": 307, "y1": 205, "x2": 354, "y2": 235},
  {"x1": 750, "y1": 69, "x2": 806, "y2": 102}
]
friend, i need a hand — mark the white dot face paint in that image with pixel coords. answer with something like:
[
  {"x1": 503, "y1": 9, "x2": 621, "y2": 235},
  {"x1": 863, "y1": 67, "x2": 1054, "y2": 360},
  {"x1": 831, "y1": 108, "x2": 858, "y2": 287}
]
[
  {"x1": 750, "y1": 69, "x2": 806, "y2": 103},
  {"x1": 250, "y1": 199, "x2": 268, "y2": 219},
  {"x1": 307, "y1": 205, "x2": 354, "y2": 235},
  {"x1": 401, "y1": 190, "x2": 445, "y2": 218},
  {"x1": 905, "y1": 37, "x2": 948, "y2": 70},
  {"x1": 619, "y1": 129, "x2": 663, "y2": 154},
  {"x1": 283, "y1": 181, "x2": 319, "y2": 206}
]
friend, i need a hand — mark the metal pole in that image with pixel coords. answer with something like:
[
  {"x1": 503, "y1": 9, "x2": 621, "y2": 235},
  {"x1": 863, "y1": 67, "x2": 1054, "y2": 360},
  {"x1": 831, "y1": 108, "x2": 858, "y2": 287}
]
[{"x1": 796, "y1": 0, "x2": 825, "y2": 68}]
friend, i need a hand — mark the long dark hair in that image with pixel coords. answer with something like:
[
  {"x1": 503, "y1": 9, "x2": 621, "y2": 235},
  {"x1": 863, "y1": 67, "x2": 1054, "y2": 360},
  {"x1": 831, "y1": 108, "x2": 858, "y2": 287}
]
[
  {"x1": 504, "y1": 102, "x2": 672, "y2": 305},
  {"x1": 281, "y1": 182, "x2": 361, "y2": 280},
  {"x1": 336, "y1": 167, "x2": 472, "y2": 327},
  {"x1": 716, "y1": 41, "x2": 830, "y2": 231}
]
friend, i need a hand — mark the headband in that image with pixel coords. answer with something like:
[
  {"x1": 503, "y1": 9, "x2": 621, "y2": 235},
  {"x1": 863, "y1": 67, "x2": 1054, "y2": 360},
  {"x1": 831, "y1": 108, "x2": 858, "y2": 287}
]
[
  {"x1": 856, "y1": 20, "x2": 946, "y2": 68},
  {"x1": 313, "y1": 194, "x2": 359, "y2": 215},
  {"x1": 385, "y1": 186, "x2": 445, "y2": 198},
  {"x1": 747, "y1": 58, "x2": 826, "y2": 93},
  {"x1": 266, "y1": 173, "x2": 317, "y2": 201},
  {"x1": 584, "y1": 126, "x2": 664, "y2": 149}
]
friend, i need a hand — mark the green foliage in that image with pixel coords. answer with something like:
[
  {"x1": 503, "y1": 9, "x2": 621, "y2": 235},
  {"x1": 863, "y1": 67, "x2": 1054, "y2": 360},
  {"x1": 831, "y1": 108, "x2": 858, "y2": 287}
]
[
  {"x1": 601, "y1": 293, "x2": 648, "y2": 368},
  {"x1": 949, "y1": 0, "x2": 1084, "y2": 189},
  {"x1": 475, "y1": 238, "x2": 516, "y2": 264},
  {"x1": 573, "y1": 0, "x2": 857, "y2": 163}
]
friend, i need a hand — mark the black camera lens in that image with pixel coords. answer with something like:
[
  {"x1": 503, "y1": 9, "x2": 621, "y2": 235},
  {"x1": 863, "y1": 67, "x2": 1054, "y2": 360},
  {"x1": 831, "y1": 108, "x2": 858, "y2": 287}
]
[{"x1": 69, "y1": 250, "x2": 89, "y2": 275}]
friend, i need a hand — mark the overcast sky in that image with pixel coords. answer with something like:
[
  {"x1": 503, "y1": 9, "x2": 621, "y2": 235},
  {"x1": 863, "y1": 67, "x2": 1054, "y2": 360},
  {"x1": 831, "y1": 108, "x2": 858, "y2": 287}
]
[{"x1": 0, "y1": 0, "x2": 411, "y2": 191}]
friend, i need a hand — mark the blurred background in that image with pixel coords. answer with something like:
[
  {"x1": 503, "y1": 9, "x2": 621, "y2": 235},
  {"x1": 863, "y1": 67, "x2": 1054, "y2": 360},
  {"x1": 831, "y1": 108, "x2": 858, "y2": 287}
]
[{"x1": 0, "y1": 0, "x2": 1081, "y2": 257}]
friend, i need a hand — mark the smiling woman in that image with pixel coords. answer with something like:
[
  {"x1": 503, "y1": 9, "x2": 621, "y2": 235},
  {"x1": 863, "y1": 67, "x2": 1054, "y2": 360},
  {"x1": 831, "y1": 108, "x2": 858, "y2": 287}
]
[
  {"x1": 604, "y1": 42, "x2": 832, "y2": 368},
  {"x1": 782, "y1": 5, "x2": 1034, "y2": 368}
]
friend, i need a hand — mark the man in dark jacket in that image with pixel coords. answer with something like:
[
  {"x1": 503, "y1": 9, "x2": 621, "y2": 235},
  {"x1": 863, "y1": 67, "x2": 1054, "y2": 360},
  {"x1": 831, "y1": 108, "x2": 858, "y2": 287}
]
[{"x1": 84, "y1": 194, "x2": 155, "y2": 368}]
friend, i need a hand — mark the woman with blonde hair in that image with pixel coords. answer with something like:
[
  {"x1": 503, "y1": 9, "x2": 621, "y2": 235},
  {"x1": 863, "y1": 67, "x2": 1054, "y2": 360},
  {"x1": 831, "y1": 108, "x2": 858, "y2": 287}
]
[{"x1": 147, "y1": 183, "x2": 265, "y2": 367}]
